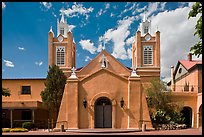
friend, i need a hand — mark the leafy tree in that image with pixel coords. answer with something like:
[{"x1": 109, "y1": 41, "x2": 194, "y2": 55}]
[
  {"x1": 188, "y1": 2, "x2": 202, "y2": 57},
  {"x1": 40, "y1": 65, "x2": 67, "y2": 124},
  {"x1": 2, "y1": 87, "x2": 11, "y2": 97},
  {"x1": 145, "y1": 78, "x2": 184, "y2": 126}
]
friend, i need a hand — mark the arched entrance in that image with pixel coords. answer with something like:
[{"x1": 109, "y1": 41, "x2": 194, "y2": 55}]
[
  {"x1": 181, "y1": 107, "x2": 192, "y2": 128},
  {"x1": 94, "y1": 97, "x2": 112, "y2": 128},
  {"x1": 199, "y1": 105, "x2": 202, "y2": 127}
]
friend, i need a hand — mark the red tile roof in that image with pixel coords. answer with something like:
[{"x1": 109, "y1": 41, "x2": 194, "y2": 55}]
[{"x1": 179, "y1": 60, "x2": 202, "y2": 70}]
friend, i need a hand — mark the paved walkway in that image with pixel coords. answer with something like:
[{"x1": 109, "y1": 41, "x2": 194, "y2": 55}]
[{"x1": 2, "y1": 128, "x2": 202, "y2": 135}]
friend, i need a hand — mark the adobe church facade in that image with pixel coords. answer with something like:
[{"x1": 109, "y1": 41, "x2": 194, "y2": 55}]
[{"x1": 50, "y1": 13, "x2": 160, "y2": 129}]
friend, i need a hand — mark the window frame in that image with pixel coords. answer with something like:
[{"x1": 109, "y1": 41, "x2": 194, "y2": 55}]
[
  {"x1": 60, "y1": 28, "x2": 64, "y2": 35},
  {"x1": 143, "y1": 45, "x2": 153, "y2": 65},
  {"x1": 21, "y1": 85, "x2": 31, "y2": 95},
  {"x1": 56, "y1": 46, "x2": 65, "y2": 66}
]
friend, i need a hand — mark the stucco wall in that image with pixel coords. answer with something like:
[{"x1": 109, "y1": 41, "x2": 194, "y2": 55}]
[
  {"x1": 78, "y1": 69, "x2": 128, "y2": 128},
  {"x1": 2, "y1": 79, "x2": 45, "y2": 102}
]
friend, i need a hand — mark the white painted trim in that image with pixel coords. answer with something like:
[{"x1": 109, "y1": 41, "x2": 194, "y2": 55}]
[
  {"x1": 137, "y1": 70, "x2": 160, "y2": 72},
  {"x1": 143, "y1": 45, "x2": 153, "y2": 65},
  {"x1": 53, "y1": 42, "x2": 68, "y2": 44},
  {"x1": 56, "y1": 46, "x2": 65, "y2": 66}
]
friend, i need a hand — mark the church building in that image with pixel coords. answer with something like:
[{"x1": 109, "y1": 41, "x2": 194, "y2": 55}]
[
  {"x1": 53, "y1": 13, "x2": 160, "y2": 129},
  {"x1": 3, "y1": 13, "x2": 162, "y2": 130}
]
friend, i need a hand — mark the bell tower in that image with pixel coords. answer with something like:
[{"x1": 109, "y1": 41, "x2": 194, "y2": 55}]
[
  {"x1": 48, "y1": 11, "x2": 76, "y2": 75},
  {"x1": 132, "y1": 14, "x2": 160, "y2": 77}
]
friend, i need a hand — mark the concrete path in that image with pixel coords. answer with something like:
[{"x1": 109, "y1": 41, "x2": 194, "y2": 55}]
[{"x1": 2, "y1": 128, "x2": 202, "y2": 135}]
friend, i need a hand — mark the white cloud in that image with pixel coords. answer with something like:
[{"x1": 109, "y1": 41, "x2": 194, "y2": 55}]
[
  {"x1": 79, "y1": 39, "x2": 97, "y2": 54},
  {"x1": 96, "y1": 3, "x2": 110, "y2": 17},
  {"x1": 52, "y1": 11, "x2": 57, "y2": 17},
  {"x1": 139, "y1": 2, "x2": 166, "y2": 20},
  {"x1": 132, "y1": 5, "x2": 147, "y2": 15},
  {"x1": 113, "y1": 5, "x2": 117, "y2": 10},
  {"x1": 119, "y1": 3, "x2": 146, "y2": 17},
  {"x1": 188, "y1": 2, "x2": 196, "y2": 8},
  {"x1": 85, "y1": 56, "x2": 92, "y2": 62},
  {"x1": 35, "y1": 61, "x2": 43, "y2": 66},
  {"x1": 126, "y1": 36, "x2": 135, "y2": 46},
  {"x1": 18, "y1": 47, "x2": 25, "y2": 51},
  {"x1": 40, "y1": 2, "x2": 52, "y2": 11},
  {"x1": 2, "y1": 2, "x2": 6, "y2": 9},
  {"x1": 62, "y1": 2, "x2": 93, "y2": 20},
  {"x1": 97, "y1": 44, "x2": 103, "y2": 52},
  {"x1": 146, "y1": 2, "x2": 160, "y2": 17},
  {"x1": 105, "y1": 3, "x2": 110, "y2": 9},
  {"x1": 125, "y1": 2, "x2": 131, "y2": 8},
  {"x1": 96, "y1": 9, "x2": 103, "y2": 17},
  {"x1": 4, "y1": 60, "x2": 14, "y2": 68},
  {"x1": 160, "y1": 2, "x2": 167, "y2": 10},
  {"x1": 110, "y1": 13, "x2": 115, "y2": 17},
  {"x1": 149, "y1": 5, "x2": 201, "y2": 82},
  {"x1": 101, "y1": 16, "x2": 135, "y2": 60},
  {"x1": 69, "y1": 25, "x2": 76, "y2": 31},
  {"x1": 127, "y1": 48, "x2": 132, "y2": 59}
]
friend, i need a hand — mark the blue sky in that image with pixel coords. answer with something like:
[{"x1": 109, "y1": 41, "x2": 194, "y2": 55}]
[{"x1": 2, "y1": 2, "x2": 201, "y2": 82}]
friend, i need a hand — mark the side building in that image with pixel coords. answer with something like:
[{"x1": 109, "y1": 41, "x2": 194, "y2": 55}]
[{"x1": 168, "y1": 53, "x2": 202, "y2": 128}]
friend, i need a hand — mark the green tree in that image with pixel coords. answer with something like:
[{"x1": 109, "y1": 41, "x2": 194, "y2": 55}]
[
  {"x1": 188, "y1": 2, "x2": 202, "y2": 57},
  {"x1": 40, "y1": 65, "x2": 67, "y2": 124},
  {"x1": 2, "y1": 87, "x2": 11, "y2": 97},
  {"x1": 146, "y1": 78, "x2": 184, "y2": 127}
]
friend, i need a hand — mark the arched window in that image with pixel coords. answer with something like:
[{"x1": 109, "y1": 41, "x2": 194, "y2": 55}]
[
  {"x1": 100, "y1": 54, "x2": 108, "y2": 68},
  {"x1": 56, "y1": 46, "x2": 65, "y2": 66}
]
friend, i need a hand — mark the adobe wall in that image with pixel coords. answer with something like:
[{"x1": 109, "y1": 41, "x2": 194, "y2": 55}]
[{"x1": 2, "y1": 79, "x2": 45, "y2": 102}]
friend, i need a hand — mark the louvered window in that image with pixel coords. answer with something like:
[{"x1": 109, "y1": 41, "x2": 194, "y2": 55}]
[{"x1": 143, "y1": 46, "x2": 153, "y2": 65}]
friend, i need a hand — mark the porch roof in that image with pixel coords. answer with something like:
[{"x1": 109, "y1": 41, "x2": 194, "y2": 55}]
[{"x1": 2, "y1": 101, "x2": 47, "y2": 110}]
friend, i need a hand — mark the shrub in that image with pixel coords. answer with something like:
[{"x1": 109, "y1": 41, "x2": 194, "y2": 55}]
[
  {"x1": 10, "y1": 128, "x2": 28, "y2": 132},
  {"x1": 22, "y1": 122, "x2": 34, "y2": 130},
  {"x1": 2, "y1": 128, "x2": 10, "y2": 132}
]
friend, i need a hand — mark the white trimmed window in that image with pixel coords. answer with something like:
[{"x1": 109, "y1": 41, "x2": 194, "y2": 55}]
[
  {"x1": 143, "y1": 45, "x2": 153, "y2": 65},
  {"x1": 56, "y1": 46, "x2": 65, "y2": 66}
]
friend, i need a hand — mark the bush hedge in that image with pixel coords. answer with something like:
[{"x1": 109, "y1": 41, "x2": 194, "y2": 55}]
[{"x1": 22, "y1": 122, "x2": 34, "y2": 130}]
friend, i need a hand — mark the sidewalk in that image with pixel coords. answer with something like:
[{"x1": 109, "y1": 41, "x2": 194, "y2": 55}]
[{"x1": 2, "y1": 128, "x2": 202, "y2": 135}]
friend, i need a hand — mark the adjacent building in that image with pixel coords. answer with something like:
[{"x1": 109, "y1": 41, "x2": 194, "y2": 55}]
[{"x1": 168, "y1": 53, "x2": 202, "y2": 128}]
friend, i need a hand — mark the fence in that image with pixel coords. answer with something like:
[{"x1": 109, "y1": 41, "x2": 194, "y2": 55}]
[{"x1": 167, "y1": 85, "x2": 202, "y2": 93}]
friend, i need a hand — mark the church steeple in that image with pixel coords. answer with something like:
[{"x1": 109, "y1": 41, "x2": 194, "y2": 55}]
[
  {"x1": 132, "y1": 13, "x2": 160, "y2": 70},
  {"x1": 49, "y1": 11, "x2": 76, "y2": 74},
  {"x1": 141, "y1": 14, "x2": 151, "y2": 36},
  {"x1": 57, "y1": 9, "x2": 69, "y2": 37},
  {"x1": 60, "y1": 11, "x2": 65, "y2": 23}
]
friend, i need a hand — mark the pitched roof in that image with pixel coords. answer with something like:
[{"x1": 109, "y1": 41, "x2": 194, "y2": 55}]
[{"x1": 179, "y1": 60, "x2": 202, "y2": 70}]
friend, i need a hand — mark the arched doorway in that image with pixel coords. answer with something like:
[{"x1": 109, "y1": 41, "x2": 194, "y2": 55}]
[
  {"x1": 199, "y1": 105, "x2": 202, "y2": 127},
  {"x1": 94, "y1": 97, "x2": 112, "y2": 128},
  {"x1": 181, "y1": 107, "x2": 192, "y2": 128}
]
